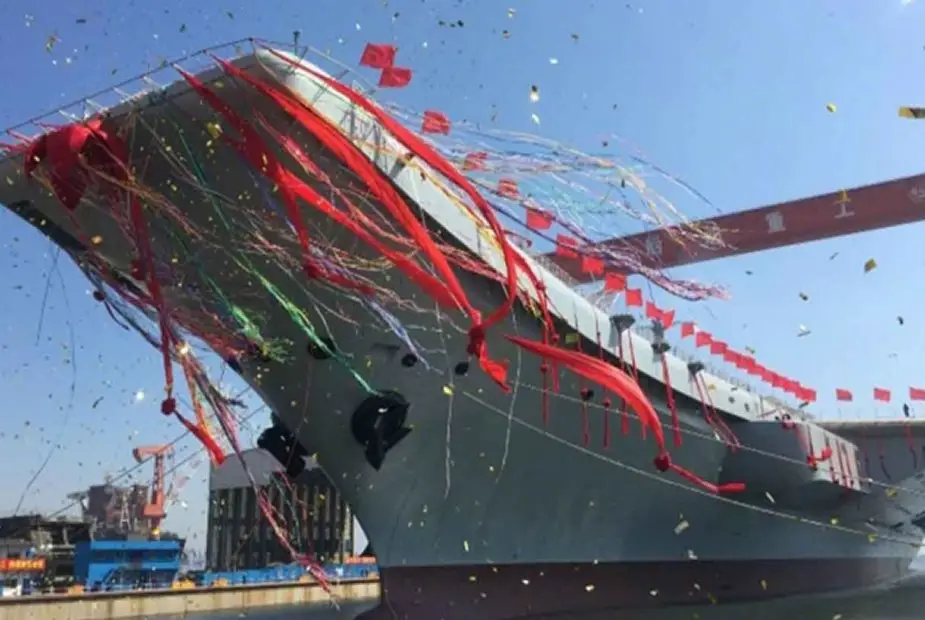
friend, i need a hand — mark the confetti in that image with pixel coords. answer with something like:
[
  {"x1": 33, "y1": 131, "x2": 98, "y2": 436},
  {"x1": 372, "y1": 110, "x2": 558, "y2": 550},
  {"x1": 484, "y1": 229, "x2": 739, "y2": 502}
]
[{"x1": 898, "y1": 106, "x2": 925, "y2": 119}]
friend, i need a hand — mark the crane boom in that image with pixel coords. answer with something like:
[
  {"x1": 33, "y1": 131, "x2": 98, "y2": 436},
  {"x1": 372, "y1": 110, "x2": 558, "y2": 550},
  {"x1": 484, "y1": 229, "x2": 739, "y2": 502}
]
[
  {"x1": 545, "y1": 171, "x2": 925, "y2": 281},
  {"x1": 132, "y1": 444, "x2": 174, "y2": 537}
]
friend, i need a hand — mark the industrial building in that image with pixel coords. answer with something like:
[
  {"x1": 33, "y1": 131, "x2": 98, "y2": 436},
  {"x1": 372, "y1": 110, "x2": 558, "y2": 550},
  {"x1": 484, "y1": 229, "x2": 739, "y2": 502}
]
[
  {"x1": 206, "y1": 449, "x2": 355, "y2": 571},
  {"x1": 0, "y1": 515, "x2": 91, "y2": 587}
]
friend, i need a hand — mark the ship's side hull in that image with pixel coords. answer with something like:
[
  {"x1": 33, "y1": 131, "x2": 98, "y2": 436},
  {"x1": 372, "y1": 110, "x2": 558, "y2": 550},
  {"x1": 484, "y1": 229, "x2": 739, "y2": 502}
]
[
  {"x1": 272, "y1": 249, "x2": 917, "y2": 619},
  {"x1": 0, "y1": 48, "x2": 919, "y2": 620}
]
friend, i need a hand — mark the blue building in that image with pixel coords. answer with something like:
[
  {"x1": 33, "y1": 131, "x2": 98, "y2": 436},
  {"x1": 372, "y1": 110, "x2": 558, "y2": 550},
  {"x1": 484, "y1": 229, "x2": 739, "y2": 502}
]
[{"x1": 74, "y1": 540, "x2": 182, "y2": 591}]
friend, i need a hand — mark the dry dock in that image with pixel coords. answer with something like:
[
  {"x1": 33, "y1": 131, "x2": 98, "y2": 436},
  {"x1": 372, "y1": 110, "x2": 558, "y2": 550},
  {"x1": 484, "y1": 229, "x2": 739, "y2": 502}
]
[{"x1": 0, "y1": 579, "x2": 379, "y2": 620}]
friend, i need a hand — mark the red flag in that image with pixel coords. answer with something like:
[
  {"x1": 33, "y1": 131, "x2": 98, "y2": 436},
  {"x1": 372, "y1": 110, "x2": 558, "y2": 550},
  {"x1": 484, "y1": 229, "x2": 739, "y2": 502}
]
[
  {"x1": 603, "y1": 272, "x2": 627, "y2": 292},
  {"x1": 680, "y1": 322, "x2": 695, "y2": 338},
  {"x1": 462, "y1": 151, "x2": 488, "y2": 171},
  {"x1": 660, "y1": 309, "x2": 675, "y2": 329},
  {"x1": 497, "y1": 178, "x2": 520, "y2": 200},
  {"x1": 805, "y1": 389, "x2": 817, "y2": 403},
  {"x1": 710, "y1": 341, "x2": 727, "y2": 355},
  {"x1": 525, "y1": 208, "x2": 553, "y2": 231},
  {"x1": 359, "y1": 43, "x2": 397, "y2": 69},
  {"x1": 554, "y1": 234, "x2": 579, "y2": 259},
  {"x1": 695, "y1": 332, "x2": 712, "y2": 347},
  {"x1": 645, "y1": 302, "x2": 661, "y2": 320},
  {"x1": 378, "y1": 66, "x2": 412, "y2": 88},
  {"x1": 421, "y1": 110, "x2": 451, "y2": 135},
  {"x1": 910, "y1": 387, "x2": 925, "y2": 401},
  {"x1": 625, "y1": 288, "x2": 643, "y2": 307},
  {"x1": 873, "y1": 387, "x2": 891, "y2": 403},
  {"x1": 835, "y1": 388, "x2": 853, "y2": 402},
  {"x1": 580, "y1": 255, "x2": 605, "y2": 276}
]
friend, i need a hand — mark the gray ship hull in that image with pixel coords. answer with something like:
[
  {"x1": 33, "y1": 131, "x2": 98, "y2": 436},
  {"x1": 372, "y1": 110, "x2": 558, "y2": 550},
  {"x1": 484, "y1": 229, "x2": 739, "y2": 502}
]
[{"x1": 0, "y1": 45, "x2": 922, "y2": 619}]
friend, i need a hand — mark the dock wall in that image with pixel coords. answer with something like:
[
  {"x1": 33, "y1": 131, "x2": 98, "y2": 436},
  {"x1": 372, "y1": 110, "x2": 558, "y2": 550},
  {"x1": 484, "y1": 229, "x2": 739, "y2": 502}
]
[{"x1": 0, "y1": 579, "x2": 379, "y2": 620}]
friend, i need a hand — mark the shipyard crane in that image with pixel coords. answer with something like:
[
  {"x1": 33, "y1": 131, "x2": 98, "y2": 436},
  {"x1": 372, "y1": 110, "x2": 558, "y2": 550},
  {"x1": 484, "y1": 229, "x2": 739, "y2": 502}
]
[
  {"x1": 66, "y1": 490, "x2": 90, "y2": 522},
  {"x1": 132, "y1": 444, "x2": 174, "y2": 539},
  {"x1": 548, "y1": 171, "x2": 925, "y2": 280}
]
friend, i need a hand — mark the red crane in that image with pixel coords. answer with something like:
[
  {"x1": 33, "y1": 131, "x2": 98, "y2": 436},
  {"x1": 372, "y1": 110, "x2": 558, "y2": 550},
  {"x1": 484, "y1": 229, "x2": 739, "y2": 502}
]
[
  {"x1": 546, "y1": 171, "x2": 925, "y2": 281},
  {"x1": 132, "y1": 444, "x2": 174, "y2": 538}
]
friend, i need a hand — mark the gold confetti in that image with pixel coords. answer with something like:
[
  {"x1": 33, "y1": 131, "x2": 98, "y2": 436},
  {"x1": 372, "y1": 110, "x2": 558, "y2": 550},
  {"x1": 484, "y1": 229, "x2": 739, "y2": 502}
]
[
  {"x1": 898, "y1": 106, "x2": 925, "y2": 119},
  {"x1": 674, "y1": 518, "x2": 689, "y2": 535},
  {"x1": 863, "y1": 258, "x2": 877, "y2": 273},
  {"x1": 443, "y1": 385, "x2": 454, "y2": 396},
  {"x1": 463, "y1": 540, "x2": 469, "y2": 552},
  {"x1": 826, "y1": 103, "x2": 837, "y2": 113},
  {"x1": 90, "y1": 235, "x2": 103, "y2": 246},
  {"x1": 564, "y1": 333, "x2": 579, "y2": 345},
  {"x1": 529, "y1": 85, "x2": 540, "y2": 103},
  {"x1": 584, "y1": 584, "x2": 595, "y2": 592}
]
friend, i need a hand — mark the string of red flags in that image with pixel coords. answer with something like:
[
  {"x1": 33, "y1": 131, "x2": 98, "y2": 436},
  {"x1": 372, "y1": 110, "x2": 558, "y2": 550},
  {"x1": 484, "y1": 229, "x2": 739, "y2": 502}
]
[
  {"x1": 358, "y1": 43, "x2": 413, "y2": 88},
  {"x1": 373, "y1": 101, "x2": 924, "y2": 413},
  {"x1": 834, "y1": 387, "x2": 925, "y2": 404}
]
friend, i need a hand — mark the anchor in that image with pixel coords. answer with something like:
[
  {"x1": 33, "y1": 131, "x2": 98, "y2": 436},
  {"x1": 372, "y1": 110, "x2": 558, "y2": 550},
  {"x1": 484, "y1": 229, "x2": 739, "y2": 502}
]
[{"x1": 351, "y1": 390, "x2": 412, "y2": 471}]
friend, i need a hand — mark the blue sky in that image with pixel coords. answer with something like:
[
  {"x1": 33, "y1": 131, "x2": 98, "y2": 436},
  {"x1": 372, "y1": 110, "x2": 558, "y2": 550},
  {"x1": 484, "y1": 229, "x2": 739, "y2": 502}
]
[{"x1": 1, "y1": 0, "x2": 925, "y2": 550}]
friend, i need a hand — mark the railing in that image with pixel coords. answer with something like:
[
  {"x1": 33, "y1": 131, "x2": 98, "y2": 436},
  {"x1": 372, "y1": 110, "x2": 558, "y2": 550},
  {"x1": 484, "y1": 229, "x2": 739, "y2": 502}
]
[{"x1": 529, "y1": 251, "x2": 808, "y2": 422}]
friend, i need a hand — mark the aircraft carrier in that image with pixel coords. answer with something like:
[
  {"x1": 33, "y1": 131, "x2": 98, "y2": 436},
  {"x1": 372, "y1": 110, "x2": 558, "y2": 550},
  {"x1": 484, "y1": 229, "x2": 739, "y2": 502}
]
[{"x1": 1, "y1": 43, "x2": 924, "y2": 619}]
